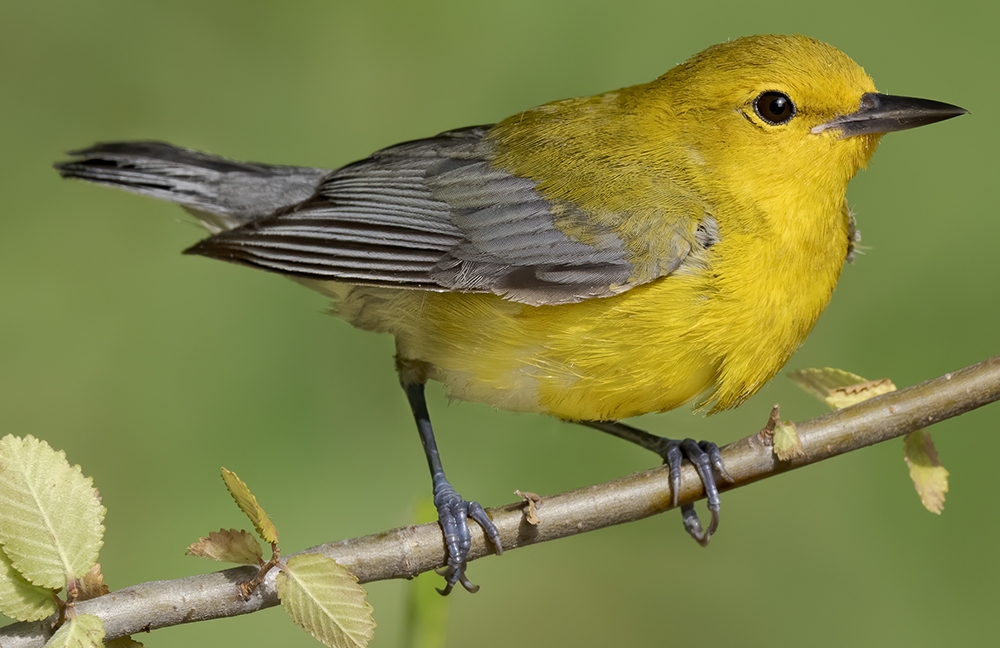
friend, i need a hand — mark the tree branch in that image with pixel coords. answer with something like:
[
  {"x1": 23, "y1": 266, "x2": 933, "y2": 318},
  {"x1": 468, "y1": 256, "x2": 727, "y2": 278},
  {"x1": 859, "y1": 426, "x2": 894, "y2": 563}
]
[{"x1": 4, "y1": 356, "x2": 999, "y2": 647}]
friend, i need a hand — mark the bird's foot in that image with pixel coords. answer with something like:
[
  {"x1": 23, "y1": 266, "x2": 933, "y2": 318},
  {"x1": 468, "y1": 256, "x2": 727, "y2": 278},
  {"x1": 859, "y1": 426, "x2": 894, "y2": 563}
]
[
  {"x1": 654, "y1": 438, "x2": 734, "y2": 547},
  {"x1": 432, "y1": 476, "x2": 503, "y2": 595}
]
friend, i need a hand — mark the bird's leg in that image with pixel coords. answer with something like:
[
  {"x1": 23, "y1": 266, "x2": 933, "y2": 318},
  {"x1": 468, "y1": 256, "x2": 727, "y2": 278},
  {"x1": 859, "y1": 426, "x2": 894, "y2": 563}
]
[
  {"x1": 403, "y1": 380, "x2": 503, "y2": 594},
  {"x1": 579, "y1": 420, "x2": 733, "y2": 546}
]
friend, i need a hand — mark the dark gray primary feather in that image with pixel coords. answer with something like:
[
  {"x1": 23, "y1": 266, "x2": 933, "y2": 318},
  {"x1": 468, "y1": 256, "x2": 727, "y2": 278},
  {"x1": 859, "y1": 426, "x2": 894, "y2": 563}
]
[
  {"x1": 55, "y1": 141, "x2": 329, "y2": 232},
  {"x1": 58, "y1": 130, "x2": 695, "y2": 305}
]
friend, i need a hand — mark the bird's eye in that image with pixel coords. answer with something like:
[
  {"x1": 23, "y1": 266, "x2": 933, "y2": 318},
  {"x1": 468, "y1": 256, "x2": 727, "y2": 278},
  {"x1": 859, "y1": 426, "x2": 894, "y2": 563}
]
[{"x1": 753, "y1": 91, "x2": 796, "y2": 125}]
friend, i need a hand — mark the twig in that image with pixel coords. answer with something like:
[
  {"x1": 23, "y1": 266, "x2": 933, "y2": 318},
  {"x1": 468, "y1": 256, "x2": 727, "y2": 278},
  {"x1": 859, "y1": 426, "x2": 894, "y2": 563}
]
[{"x1": 3, "y1": 355, "x2": 999, "y2": 647}]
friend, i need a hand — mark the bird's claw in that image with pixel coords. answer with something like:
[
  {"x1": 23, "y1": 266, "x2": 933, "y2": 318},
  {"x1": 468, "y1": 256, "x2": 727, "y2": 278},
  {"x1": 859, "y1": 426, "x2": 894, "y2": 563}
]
[
  {"x1": 680, "y1": 502, "x2": 719, "y2": 547},
  {"x1": 660, "y1": 438, "x2": 732, "y2": 546},
  {"x1": 432, "y1": 477, "x2": 502, "y2": 595}
]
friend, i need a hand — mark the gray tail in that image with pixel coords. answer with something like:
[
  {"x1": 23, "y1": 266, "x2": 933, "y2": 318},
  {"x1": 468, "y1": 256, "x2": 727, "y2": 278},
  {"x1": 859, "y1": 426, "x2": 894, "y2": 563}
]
[{"x1": 55, "y1": 141, "x2": 330, "y2": 232}]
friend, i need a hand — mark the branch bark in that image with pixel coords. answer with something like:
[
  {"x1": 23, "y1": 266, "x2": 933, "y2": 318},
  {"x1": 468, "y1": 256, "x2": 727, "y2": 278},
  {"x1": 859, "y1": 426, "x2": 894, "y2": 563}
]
[{"x1": 3, "y1": 356, "x2": 999, "y2": 647}]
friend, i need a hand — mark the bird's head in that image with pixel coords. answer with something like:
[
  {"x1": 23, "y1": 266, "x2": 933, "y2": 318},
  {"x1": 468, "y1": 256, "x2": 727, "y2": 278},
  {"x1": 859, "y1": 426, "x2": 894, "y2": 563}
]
[{"x1": 641, "y1": 34, "x2": 965, "y2": 201}]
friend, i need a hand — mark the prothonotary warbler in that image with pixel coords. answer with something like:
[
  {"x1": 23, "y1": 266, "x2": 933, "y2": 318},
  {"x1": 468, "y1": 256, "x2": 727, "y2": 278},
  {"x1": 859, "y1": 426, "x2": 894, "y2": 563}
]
[{"x1": 57, "y1": 34, "x2": 966, "y2": 594}]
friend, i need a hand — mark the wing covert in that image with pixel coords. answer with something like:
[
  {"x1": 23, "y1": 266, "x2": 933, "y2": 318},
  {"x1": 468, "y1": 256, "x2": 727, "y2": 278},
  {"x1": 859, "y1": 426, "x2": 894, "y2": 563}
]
[{"x1": 187, "y1": 126, "x2": 704, "y2": 305}]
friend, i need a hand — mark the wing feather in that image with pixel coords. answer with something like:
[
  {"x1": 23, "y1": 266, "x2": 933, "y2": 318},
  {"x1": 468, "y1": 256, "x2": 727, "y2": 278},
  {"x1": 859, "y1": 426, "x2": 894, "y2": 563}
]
[{"x1": 186, "y1": 126, "x2": 703, "y2": 305}]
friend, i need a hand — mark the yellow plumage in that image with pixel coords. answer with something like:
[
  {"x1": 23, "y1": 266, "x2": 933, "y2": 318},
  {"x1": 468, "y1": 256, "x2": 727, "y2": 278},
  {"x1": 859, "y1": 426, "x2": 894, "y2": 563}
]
[
  {"x1": 58, "y1": 33, "x2": 965, "y2": 589},
  {"x1": 331, "y1": 35, "x2": 881, "y2": 420}
]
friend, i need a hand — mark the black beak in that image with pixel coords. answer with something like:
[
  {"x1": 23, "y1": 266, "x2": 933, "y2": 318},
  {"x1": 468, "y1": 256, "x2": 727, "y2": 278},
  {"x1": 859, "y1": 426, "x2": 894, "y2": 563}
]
[{"x1": 813, "y1": 93, "x2": 967, "y2": 138}]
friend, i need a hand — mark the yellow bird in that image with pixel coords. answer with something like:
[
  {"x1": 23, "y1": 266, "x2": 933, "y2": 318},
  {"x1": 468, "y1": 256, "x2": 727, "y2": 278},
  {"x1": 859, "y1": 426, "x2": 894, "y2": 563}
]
[{"x1": 57, "y1": 34, "x2": 965, "y2": 594}]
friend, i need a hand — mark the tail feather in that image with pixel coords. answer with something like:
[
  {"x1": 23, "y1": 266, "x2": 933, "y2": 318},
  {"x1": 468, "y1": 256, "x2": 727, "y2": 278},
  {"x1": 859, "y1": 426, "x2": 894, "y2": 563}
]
[{"x1": 56, "y1": 142, "x2": 330, "y2": 232}]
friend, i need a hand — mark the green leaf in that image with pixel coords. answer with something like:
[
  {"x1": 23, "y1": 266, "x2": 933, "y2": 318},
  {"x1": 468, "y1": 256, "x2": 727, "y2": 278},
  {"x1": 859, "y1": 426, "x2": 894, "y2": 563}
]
[
  {"x1": 904, "y1": 431, "x2": 949, "y2": 514},
  {"x1": 0, "y1": 435, "x2": 106, "y2": 589},
  {"x1": 105, "y1": 636, "x2": 145, "y2": 648},
  {"x1": 277, "y1": 553, "x2": 376, "y2": 648},
  {"x1": 43, "y1": 613, "x2": 105, "y2": 648},
  {"x1": 186, "y1": 529, "x2": 263, "y2": 565},
  {"x1": 221, "y1": 468, "x2": 279, "y2": 544},
  {"x1": 788, "y1": 368, "x2": 896, "y2": 410},
  {"x1": 0, "y1": 544, "x2": 57, "y2": 621},
  {"x1": 772, "y1": 421, "x2": 805, "y2": 461},
  {"x1": 790, "y1": 369, "x2": 948, "y2": 513}
]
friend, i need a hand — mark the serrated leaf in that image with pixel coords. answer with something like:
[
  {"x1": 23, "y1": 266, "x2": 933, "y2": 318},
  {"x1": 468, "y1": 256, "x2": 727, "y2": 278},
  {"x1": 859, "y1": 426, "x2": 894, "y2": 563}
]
[
  {"x1": 788, "y1": 367, "x2": 866, "y2": 403},
  {"x1": 277, "y1": 553, "x2": 376, "y2": 648},
  {"x1": 106, "y1": 636, "x2": 145, "y2": 648},
  {"x1": 772, "y1": 421, "x2": 805, "y2": 461},
  {"x1": 186, "y1": 529, "x2": 263, "y2": 565},
  {"x1": 825, "y1": 379, "x2": 896, "y2": 409},
  {"x1": 44, "y1": 613, "x2": 105, "y2": 648},
  {"x1": 221, "y1": 468, "x2": 279, "y2": 544},
  {"x1": 0, "y1": 544, "x2": 57, "y2": 621},
  {"x1": 790, "y1": 369, "x2": 948, "y2": 513},
  {"x1": 904, "y1": 431, "x2": 949, "y2": 514},
  {"x1": 0, "y1": 435, "x2": 106, "y2": 589},
  {"x1": 788, "y1": 368, "x2": 896, "y2": 409}
]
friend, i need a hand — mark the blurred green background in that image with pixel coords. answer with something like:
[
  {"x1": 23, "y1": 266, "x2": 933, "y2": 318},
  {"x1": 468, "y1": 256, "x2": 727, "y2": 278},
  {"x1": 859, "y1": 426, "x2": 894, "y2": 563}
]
[{"x1": 2, "y1": 1, "x2": 998, "y2": 646}]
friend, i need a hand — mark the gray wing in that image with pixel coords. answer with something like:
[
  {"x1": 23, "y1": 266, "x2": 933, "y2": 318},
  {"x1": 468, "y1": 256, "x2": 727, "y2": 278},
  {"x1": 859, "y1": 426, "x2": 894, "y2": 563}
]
[
  {"x1": 56, "y1": 141, "x2": 330, "y2": 233},
  {"x1": 59, "y1": 130, "x2": 702, "y2": 306},
  {"x1": 185, "y1": 127, "x2": 660, "y2": 305}
]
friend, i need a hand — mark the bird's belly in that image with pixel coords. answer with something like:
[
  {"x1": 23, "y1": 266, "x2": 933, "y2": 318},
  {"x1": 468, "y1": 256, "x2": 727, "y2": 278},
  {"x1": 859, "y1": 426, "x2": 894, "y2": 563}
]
[
  {"x1": 334, "y1": 277, "x2": 723, "y2": 421},
  {"x1": 325, "y1": 231, "x2": 842, "y2": 421}
]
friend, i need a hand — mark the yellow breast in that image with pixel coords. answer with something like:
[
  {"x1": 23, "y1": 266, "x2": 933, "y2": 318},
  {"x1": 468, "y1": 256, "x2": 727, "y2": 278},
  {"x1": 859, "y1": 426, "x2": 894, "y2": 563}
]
[{"x1": 332, "y1": 196, "x2": 849, "y2": 421}]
